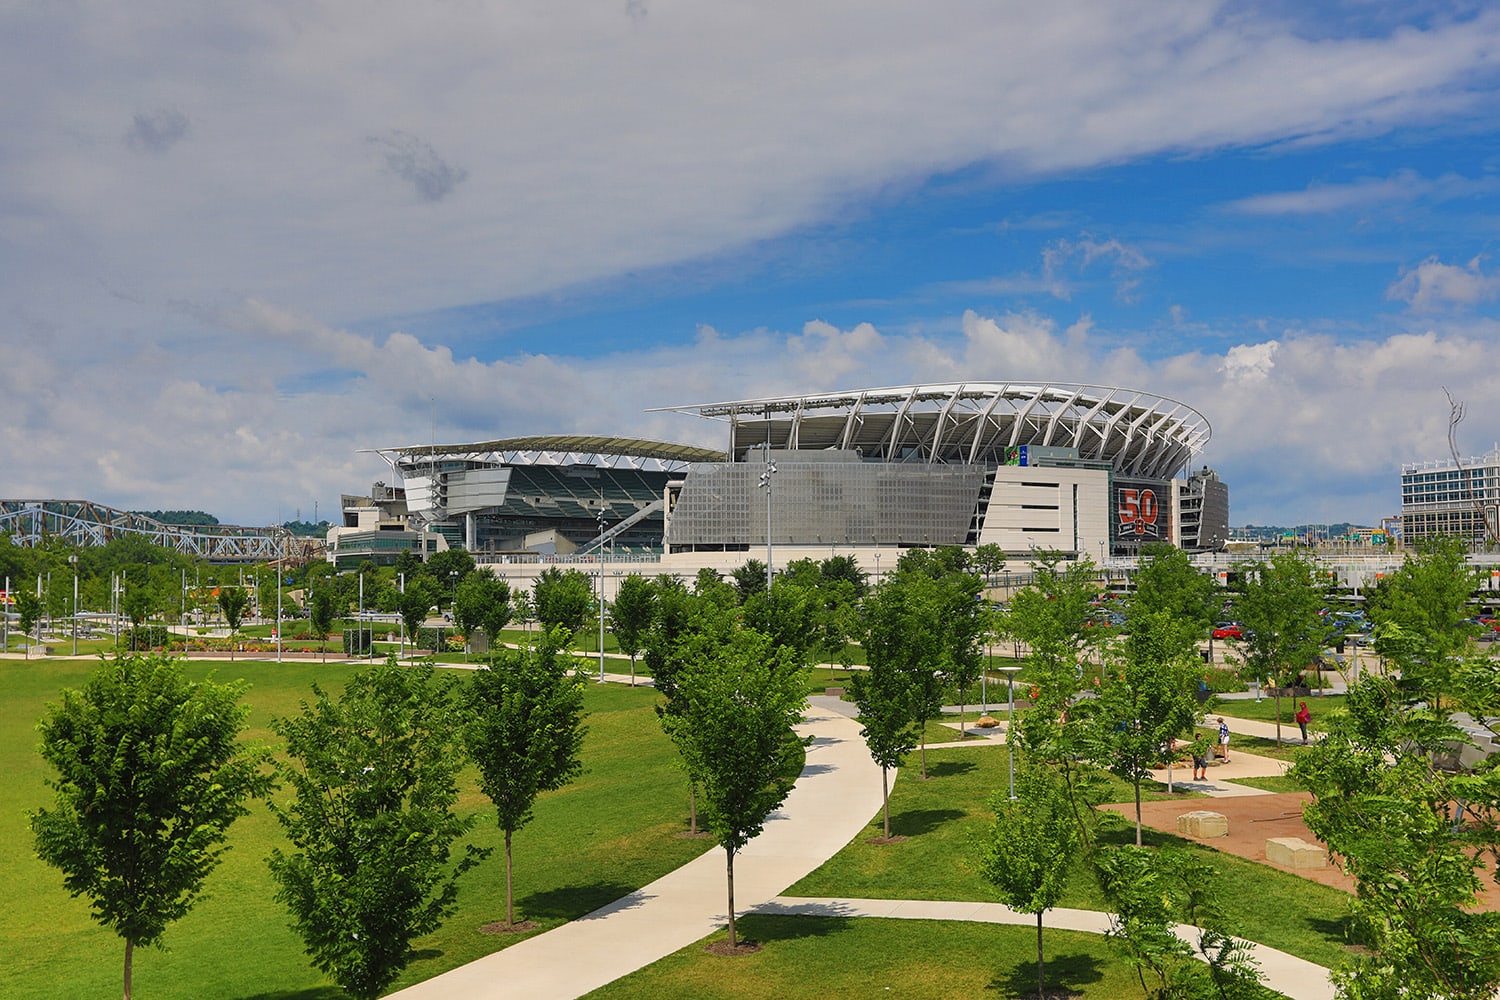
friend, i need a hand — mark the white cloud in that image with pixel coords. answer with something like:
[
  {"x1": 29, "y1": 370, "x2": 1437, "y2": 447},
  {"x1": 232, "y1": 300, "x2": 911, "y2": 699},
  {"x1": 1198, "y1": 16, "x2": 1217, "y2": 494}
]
[
  {"x1": 1224, "y1": 169, "x2": 1500, "y2": 215},
  {"x1": 1387, "y1": 256, "x2": 1500, "y2": 311}
]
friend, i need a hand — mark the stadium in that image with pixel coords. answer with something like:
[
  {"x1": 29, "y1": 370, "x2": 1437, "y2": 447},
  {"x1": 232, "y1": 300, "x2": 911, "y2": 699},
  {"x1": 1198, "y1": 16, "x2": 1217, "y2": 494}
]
[{"x1": 329, "y1": 382, "x2": 1229, "y2": 573}]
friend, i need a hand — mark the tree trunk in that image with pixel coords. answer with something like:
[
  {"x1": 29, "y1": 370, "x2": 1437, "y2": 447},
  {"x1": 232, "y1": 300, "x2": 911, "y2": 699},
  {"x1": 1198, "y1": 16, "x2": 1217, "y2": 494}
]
[
  {"x1": 689, "y1": 785, "x2": 698, "y2": 836},
  {"x1": 1035, "y1": 911, "x2": 1045, "y2": 999},
  {"x1": 1273, "y1": 687, "x2": 1283, "y2": 748},
  {"x1": 726, "y1": 847, "x2": 738, "y2": 948},
  {"x1": 1134, "y1": 777, "x2": 1143, "y2": 847},
  {"x1": 881, "y1": 765, "x2": 891, "y2": 838},
  {"x1": 629, "y1": 653, "x2": 636, "y2": 687},
  {"x1": 919, "y1": 728, "x2": 928, "y2": 779},
  {"x1": 505, "y1": 828, "x2": 515, "y2": 926},
  {"x1": 124, "y1": 938, "x2": 133, "y2": 1000},
  {"x1": 959, "y1": 687, "x2": 966, "y2": 735}
]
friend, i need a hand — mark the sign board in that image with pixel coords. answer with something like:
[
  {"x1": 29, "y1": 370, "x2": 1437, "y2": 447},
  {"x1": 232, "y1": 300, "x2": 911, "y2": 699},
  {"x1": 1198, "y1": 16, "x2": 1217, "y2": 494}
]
[{"x1": 1115, "y1": 478, "x2": 1171, "y2": 542}]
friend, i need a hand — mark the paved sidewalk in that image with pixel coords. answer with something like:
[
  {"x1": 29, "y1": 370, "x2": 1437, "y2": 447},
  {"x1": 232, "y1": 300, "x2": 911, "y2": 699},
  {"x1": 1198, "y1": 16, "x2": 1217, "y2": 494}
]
[
  {"x1": 756, "y1": 897, "x2": 1335, "y2": 1000},
  {"x1": 387, "y1": 699, "x2": 884, "y2": 1000}
]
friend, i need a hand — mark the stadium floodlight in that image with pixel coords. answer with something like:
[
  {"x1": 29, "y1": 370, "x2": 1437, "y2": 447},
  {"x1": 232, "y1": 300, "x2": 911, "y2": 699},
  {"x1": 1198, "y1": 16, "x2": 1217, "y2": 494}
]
[{"x1": 759, "y1": 456, "x2": 776, "y2": 592}]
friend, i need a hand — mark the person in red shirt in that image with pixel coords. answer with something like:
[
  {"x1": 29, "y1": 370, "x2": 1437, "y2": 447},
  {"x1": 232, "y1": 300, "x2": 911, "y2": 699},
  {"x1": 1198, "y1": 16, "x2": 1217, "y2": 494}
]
[{"x1": 1295, "y1": 701, "x2": 1311, "y2": 744}]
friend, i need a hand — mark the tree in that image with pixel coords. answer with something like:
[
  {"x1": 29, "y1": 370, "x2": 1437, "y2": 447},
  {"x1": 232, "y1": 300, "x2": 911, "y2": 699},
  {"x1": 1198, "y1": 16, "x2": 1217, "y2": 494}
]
[
  {"x1": 217, "y1": 586, "x2": 249, "y2": 660},
  {"x1": 1095, "y1": 846, "x2": 1265, "y2": 1000},
  {"x1": 453, "y1": 570, "x2": 512, "y2": 661},
  {"x1": 1234, "y1": 551, "x2": 1333, "y2": 745},
  {"x1": 532, "y1": 566, "x2": 593, "y2": 641},
  {"x1": 978, "y1": 758, "x2": 1080, "y2": 1000},
  {"x1": 1083, "y1": 610, "x2": 1202, "y2": 844},
  {"x1": 661, "y1": 626, "x2": 807, "y2": 948},
  {"x1": 121, "y1": 583, "x2": 157, "y2": 651},
  {"x1": 463, "y1": 631, "x2": 587, "y2": 927},
  {"x1": 15, "y1": 589, "x2": 42, "y2": 658},
  {"x1": 973, "y1": 542, "x2": 1006, "y2": 586},
  {"x1": 398, "y1": 575, "x2": 440, "y2": 651},
  {"x1": 426, "y1": 548, "x2": 477, "y2": 608},
  {"x1": 309, "y1": 588, "x2": 336, "y2": 664},
  {"x1": 1290, "y1": 654, "x2": 1500, "y2": 1000},
  {"x1": 1005, "y1": 550, "x2": 1102, "y2": 716},
  {"x1": 1130, "y1": 542, "x2": 1218, "y2": 660},
  {"x1": 31, "y1": 654, "x2": 269, "y2": 1000},
  {"x1": 847, "y1": 649, "x2": 918, "y2": 839},
  {"x1": 1367, "y1": 535, "x2": 1479, "y2": 711},
  {"x1": 730, "y1": 559, "x2": 767, "y2": 602},
  {"x1": 610, "y1": 573, "x2": 656, "y2": 686},
  {"x1": 267, "y1": 659, "x2": 489, "y2": 1000}
]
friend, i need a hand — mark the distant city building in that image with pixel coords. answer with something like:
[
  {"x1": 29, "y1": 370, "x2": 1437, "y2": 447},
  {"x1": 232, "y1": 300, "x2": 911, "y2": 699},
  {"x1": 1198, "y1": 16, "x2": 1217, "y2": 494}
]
[
  {"x1": 1401, "y1": 448, "x2": 1500, "y2": 546},
  {"x1": 330, "y1": 382, "x2": 1230, "y2": 567}
]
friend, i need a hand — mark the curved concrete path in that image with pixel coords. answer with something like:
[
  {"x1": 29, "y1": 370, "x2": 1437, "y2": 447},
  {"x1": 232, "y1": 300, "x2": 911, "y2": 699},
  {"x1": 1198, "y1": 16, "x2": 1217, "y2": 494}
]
[
  {"x1": 388, "y1": 698, "x2": 886, "y2": 999},
  {"x1": 756, "y1": 897, "x2": 1335, "y2": 1000}
]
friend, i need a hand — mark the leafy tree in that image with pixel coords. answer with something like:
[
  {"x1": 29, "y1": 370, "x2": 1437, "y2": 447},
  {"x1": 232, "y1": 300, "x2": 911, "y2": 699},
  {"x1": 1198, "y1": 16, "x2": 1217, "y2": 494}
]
[
  {"x1": 532, "y1": 566, "x2": 593, "y2": 641},
  {"x1": 1367, "y1": 535, "x2": 1479, "y2": 710},
  {"x1": 973, "y1": 542, "x2": 1006, "y2": 586},
  {"x1": 1005, "y1": 550, "x2": 1102, "y2": 717},
  {"x1": 31, "y1": 654, "x2": 269, "y2": 1000},
  {"x1": 426, "y1": 548, "x2": 477, "y2": 607},
  {"x1": 453, "y1": 570, "x2": 512, "y2": 660},
  {"x1": 730, "y1": 559, "x2": 767, "y2": 602},
  {"x1": 217, "y1": 586, "x2": 249, "y2": 660},
  {"x1": 1130, "y1": 542, "x2": 1218, "y2": 660},
  {"x1": 660, "y1": 626, "x2": 807, "y2": 948},
  {"x1": 847, "y1": 650, "x2": 918, "y2": 839},
  {"x1": 309, "y1": 589, "x2": 336, "y2": 664},
  {"x1": 741, "y1": 576, "x2": 820, "y2": 666},
  {"x1": 610, "y1": 573, "x2": 656, "y2": 686},
  {"x1": 398, "y1": 576, "x2": 440, "y2": 650},
  {"x1": 15, "y1": 589, "x2": 42, "y2": 658},
  {"x1": 1234, "y1": 551, "x2": 1333, "y2": 744},
  {"x1": 692, "y1": 566, "x2": 737, "y2": 605},
  {"x1": 463, "y1": 631, "x2": 587, "y2": 927},
  {"x1": 1083, "y1": 610, "x2": 1202, "y2": 845},
  {"x1": 267, "y1": 660, "x2": 489, "y2": 1000},
  {"x1": 1291, "y1": 659, "x2": 1500, "y2": 1000},
  {"x1": 121, "y1": 581, "x2": 158, "y2": 651},
  {"x1": 1095, "y1": 846, "x2": 1265, "y2": 1000},
  {"x1": 978, "y1": 758, "x2": 1080, "y2": 1000}
]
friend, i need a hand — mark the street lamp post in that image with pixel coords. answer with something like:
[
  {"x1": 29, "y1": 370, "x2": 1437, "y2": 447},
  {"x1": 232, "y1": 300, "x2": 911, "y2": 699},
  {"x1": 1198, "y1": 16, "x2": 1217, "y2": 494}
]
[
  {"x1": 999, "y1": 665, "x2": 1023, "y2": 800},
  {"x1": 759, "y1": 448, "x2": 777, "y2": 593},
  {"x1": 597, "y1": 507, "x2": 607, "y2": 684},
  {"x1": 70, "y1": 556, "x2": 79, "y2": 656}
]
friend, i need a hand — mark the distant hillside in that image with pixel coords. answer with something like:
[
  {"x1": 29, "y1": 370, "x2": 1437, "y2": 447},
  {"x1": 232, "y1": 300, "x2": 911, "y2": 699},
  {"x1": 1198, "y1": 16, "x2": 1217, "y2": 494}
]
[
  {"x1": 281, "y1": 520, "x2": 330, "y2": 537},
  {"x1": 132, "y1": 509, "x2": 220, "y2": 526},
  {"x1": 1234, "y1": 522, "x2": 1367, "y2": 539}
]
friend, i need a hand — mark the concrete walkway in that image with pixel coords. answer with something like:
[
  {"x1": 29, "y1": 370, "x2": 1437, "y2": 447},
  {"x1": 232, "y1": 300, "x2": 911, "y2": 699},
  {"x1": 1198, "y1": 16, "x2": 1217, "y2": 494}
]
[
  {"x1": 756, "y1": 897, "x2": 1335, "y2": 1000},
  {"x1": 387, "y1": 698, "x2": 885, "y2": 1000}
]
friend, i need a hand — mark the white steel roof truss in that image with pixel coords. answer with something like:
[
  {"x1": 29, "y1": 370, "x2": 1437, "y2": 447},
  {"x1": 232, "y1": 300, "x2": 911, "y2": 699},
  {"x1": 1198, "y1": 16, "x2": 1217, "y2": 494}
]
[{"x1": 928, "y1": 384, "x2": 966, "y2": 462}]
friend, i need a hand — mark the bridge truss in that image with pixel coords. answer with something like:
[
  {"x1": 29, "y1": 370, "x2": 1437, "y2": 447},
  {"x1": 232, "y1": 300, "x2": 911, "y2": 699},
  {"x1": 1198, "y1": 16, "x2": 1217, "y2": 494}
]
[{"x1": 0, "y1": 500, "x2": 296, "y2": 564}]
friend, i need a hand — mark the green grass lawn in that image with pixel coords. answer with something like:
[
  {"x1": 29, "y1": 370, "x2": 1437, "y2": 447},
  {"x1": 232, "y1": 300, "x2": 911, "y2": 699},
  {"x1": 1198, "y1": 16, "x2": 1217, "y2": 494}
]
[
  {"x1": 5, "y1": 656, "x2": 710, "y2": 1000},
  {"x1": 584, "y1": 913, "x2": 1166, "y2": 1000},
  {"x1": 786, "y1": 743, "x2": 1357, "y2": 971}
]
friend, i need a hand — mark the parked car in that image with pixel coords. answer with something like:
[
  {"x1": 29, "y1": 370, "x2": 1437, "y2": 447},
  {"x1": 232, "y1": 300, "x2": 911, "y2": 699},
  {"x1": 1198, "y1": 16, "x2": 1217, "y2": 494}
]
[{"x1": 1211, "y1": 621, "x2": 1245, "y2": 640}]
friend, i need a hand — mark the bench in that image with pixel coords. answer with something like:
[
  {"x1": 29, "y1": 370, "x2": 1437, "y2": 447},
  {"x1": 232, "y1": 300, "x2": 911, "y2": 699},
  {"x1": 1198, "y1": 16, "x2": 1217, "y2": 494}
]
[
  {"x1": 1266, "y1": 836, "x2": 1327, "y2": 869},
  {"x1": 1176, "y1": 811, "x2": 1228, "y2": 838}
]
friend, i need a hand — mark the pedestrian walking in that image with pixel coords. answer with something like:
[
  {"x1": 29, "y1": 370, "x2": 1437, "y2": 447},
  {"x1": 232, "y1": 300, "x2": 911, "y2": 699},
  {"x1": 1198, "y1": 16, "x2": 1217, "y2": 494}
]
[
  {"x1": 1217, "y1": 717, "x2": 1230, "y2": 763},
  {"x1": 1190, "y1": 733, "x2": 1210, "y2": 780},
  {"x1": 1295, "y1": 701, "x2": 1310, "y2": 744}
]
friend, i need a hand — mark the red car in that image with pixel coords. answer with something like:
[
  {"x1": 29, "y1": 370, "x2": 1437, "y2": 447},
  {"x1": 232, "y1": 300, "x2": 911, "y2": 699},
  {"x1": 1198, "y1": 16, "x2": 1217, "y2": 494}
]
[{"x1": 1211, "y1": 622, "x2": 1245, "y2": 640}]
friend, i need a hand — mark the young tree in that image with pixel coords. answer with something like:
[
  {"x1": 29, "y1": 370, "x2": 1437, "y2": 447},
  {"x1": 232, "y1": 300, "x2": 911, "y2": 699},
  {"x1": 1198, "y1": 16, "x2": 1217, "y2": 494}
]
[
  {"x1": 1095, "y1": 846, "x2": 1265, "y2": 1000},
  {"x1": 31, "y1": 654, "x2": 269, "y2": 1000},
  {"x1": 462, "y1": 631, "x2": 587, "y2": 927},
  {"x1": 121, "y1": 584, "x2": 157, "y2": 651},
  {"x1": 1234, "y1": 551, "x2": 1333, "y2": 745},
  {"x1": 978, "y1": 759, "x2": 1081, "y2": 1000},
  {"x1": 1367, "y1": 535, "x2": 1480, "y2": 710},
  {"x1": 15, "y1": 589, "x2": 42, "y2": 658},
  {"x1": 217, "y1": 586, "x2": 249, "y2": 660},
  {"x1": 1130, "y1": 542, "x2": 1218, "y2": 660},
  {"x1": 1291, "y1": 659, "x2": 1500, "y2": 1000},
  {"x1": 1083, "y1": 610, "x2": 1202, "y2": 845},
  {"x1": 398, "y1": 575, "x2": 440, "y2": 651},
  {"x1": 661, "y1": 627, "x2": 808, "y2": 948},
  {"x1": 610, "y1": 573, "x2": 656, "y2": 686},
  {"x1": 847, "y1": 650, "x2": 918, "y2": 839},
  {"x1": 267, "y1": 659, "x2": 489, "y2": 1000},
  {"x1": 532, "y1": 566, "x2": 593, "y2": 641},
  {"x1": 1005, "y1": 551, "x2": 1102, "y2": 715},
  {"x1": 309, "y1": 588, "x2": 336, "y2": 664},
  {"x1": 453, "y1": 570, "x2": 512, "y2": 660},
  {"x1": 730, "y1": 558, "x2": 767, "y2": 603}
]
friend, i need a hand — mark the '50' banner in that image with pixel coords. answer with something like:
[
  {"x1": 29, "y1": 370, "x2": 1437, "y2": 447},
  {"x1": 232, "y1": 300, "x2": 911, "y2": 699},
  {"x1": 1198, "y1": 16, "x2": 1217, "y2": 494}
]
[{"x1": 1118, "y1": 487, "x2": 1160, "y2": 537}]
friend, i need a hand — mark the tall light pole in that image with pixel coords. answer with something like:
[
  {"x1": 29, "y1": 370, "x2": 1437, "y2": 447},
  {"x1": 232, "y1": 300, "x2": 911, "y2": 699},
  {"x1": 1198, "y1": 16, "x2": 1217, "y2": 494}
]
[
  {"x1": 999, "y1": 665, "x2": 1023, "y2": 800},
  {"x1": 70, "y1": 556, "x2": 78, "y2": 656},
  {"x1": 759, "y1": 447, "x2": 777, "y2": 593},
  {"x1": 597, "y1": 507, "x2": 607, "y2": 683}
]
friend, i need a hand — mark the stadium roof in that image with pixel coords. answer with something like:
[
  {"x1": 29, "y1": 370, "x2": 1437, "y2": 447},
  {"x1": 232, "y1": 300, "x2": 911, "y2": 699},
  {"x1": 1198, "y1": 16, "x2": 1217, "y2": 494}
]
[
  {"x1": 367, "y1": 434, "x2": 722, "y2": 471},
  {"x1": 654, "y1": 382, "x2": 1211, "y2": 480}
]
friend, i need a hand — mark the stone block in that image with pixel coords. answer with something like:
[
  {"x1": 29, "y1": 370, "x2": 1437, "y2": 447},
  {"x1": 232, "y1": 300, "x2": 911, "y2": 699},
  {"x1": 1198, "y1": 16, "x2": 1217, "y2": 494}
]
[
  {"x1": 1266, "y1": 836, "x2": 1327, "y2": 869},
  {"x1": 1176, "y1": 810, "x2": 1229, "y2": 838}
]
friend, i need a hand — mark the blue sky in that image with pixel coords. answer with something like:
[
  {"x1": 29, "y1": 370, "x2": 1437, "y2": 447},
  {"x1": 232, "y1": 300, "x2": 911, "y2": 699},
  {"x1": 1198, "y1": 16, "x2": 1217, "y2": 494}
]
[{"x1": 5, "y1": 2, "x2": 1500, "y2": 529}]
